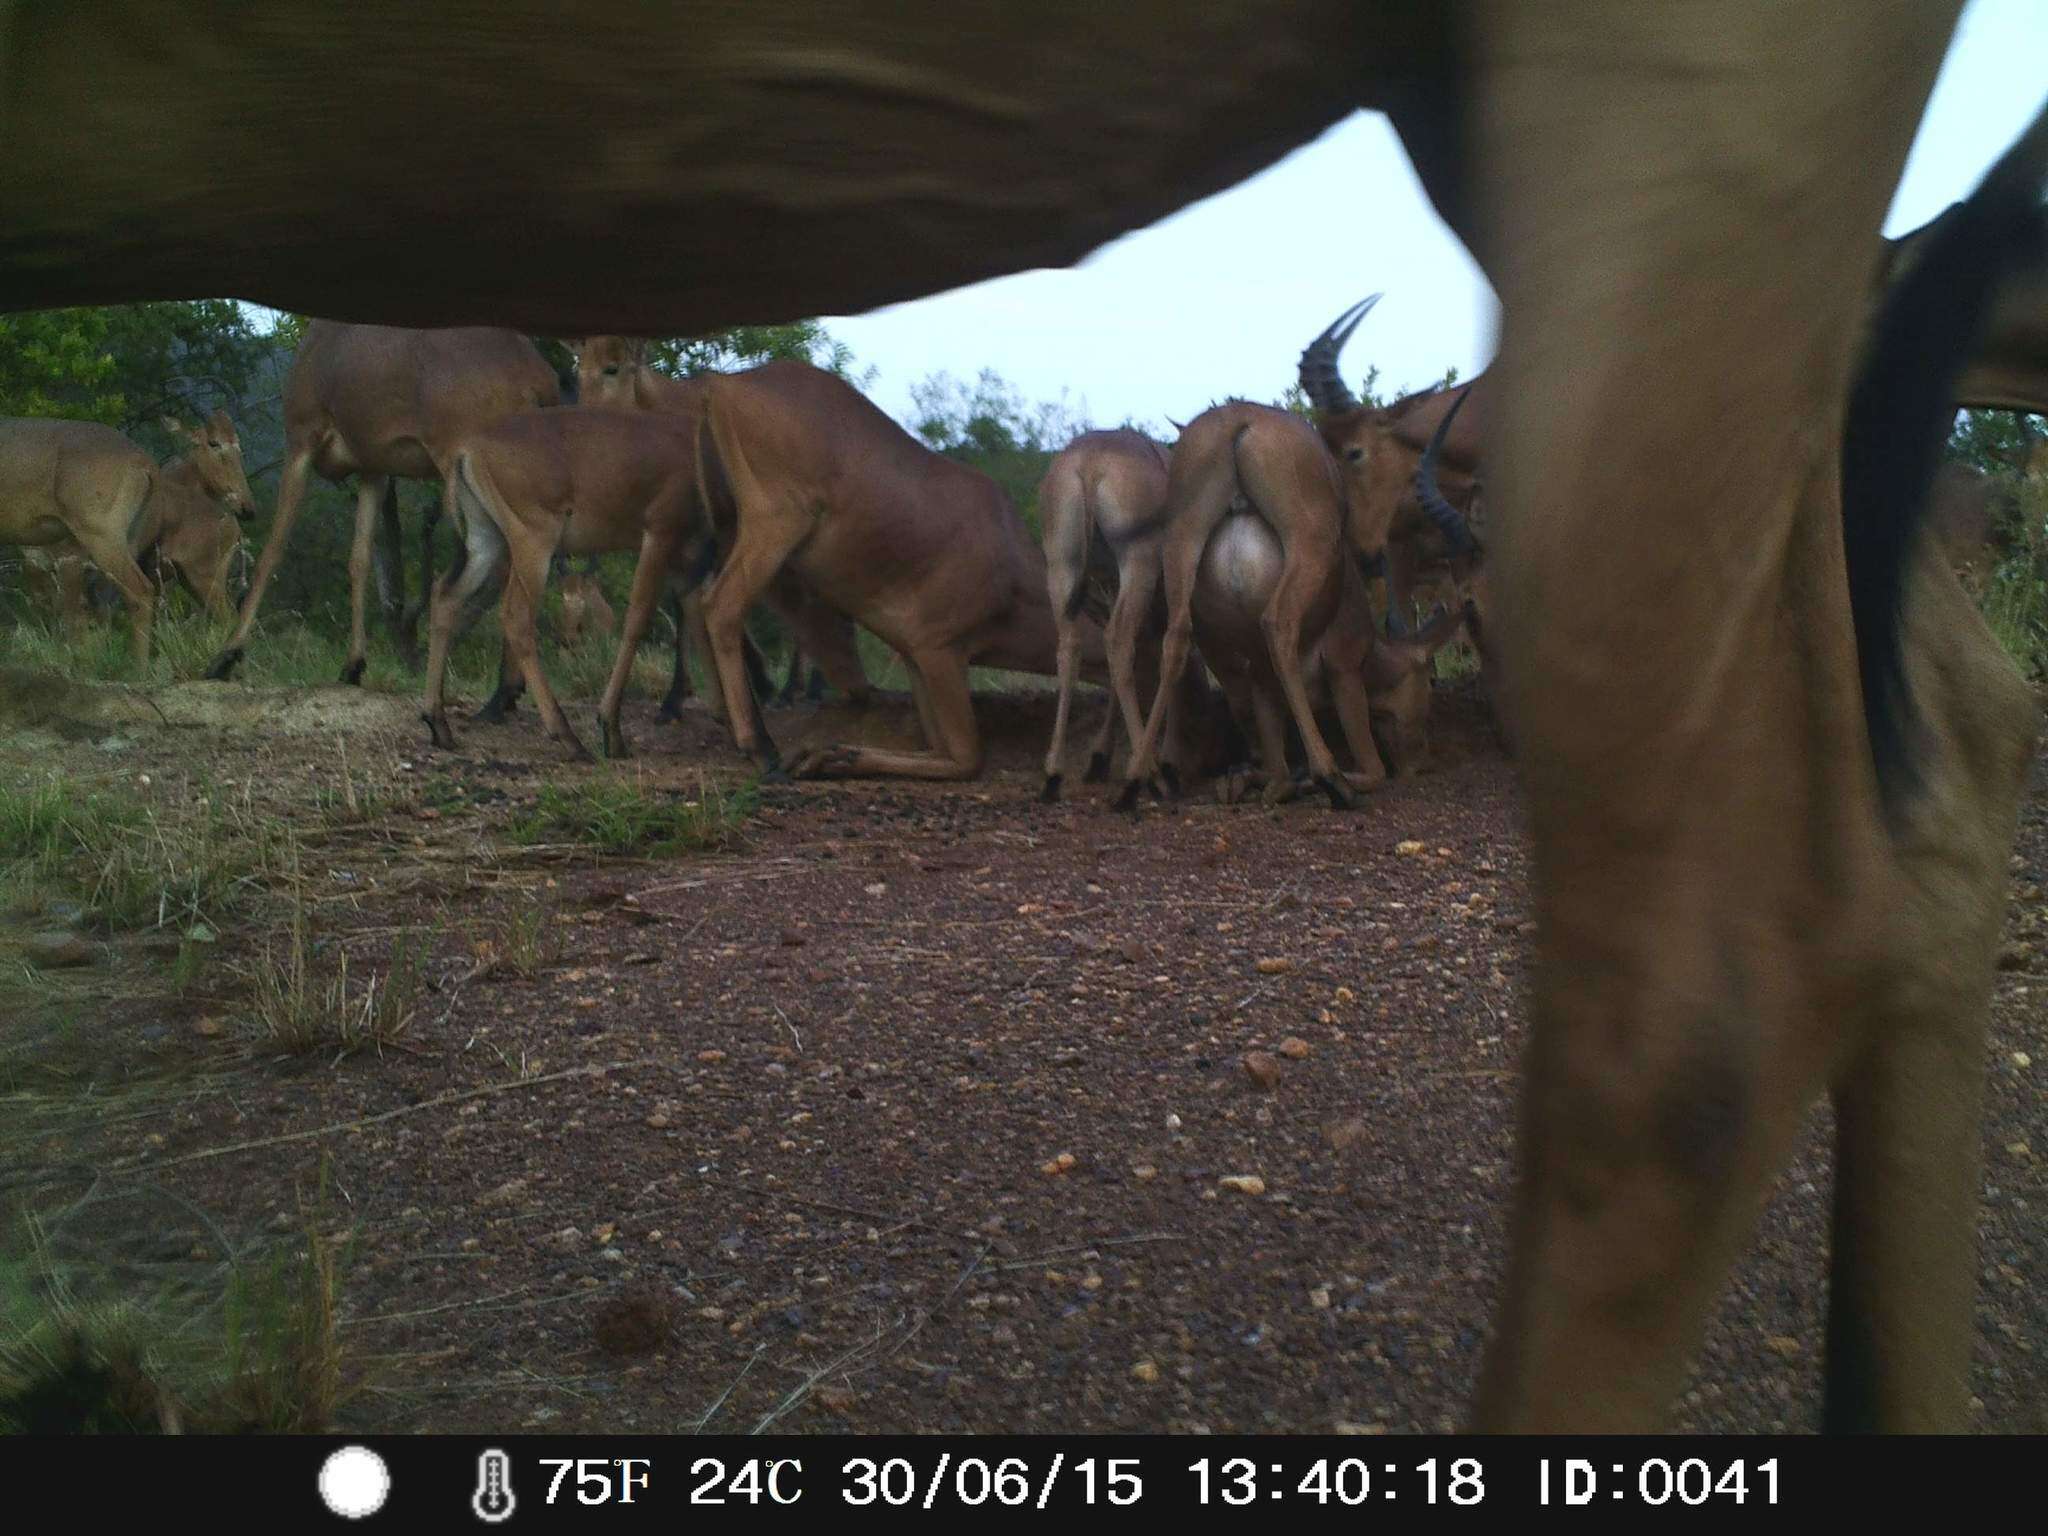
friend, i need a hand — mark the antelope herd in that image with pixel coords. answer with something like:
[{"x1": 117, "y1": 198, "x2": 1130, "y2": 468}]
[{"x1": 4, "y1": 1, "x2": 2048, "y2": 1435}]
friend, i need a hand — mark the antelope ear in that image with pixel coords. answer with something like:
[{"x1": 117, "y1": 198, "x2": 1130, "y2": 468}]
[
  {"x1": 160, "y1": 415, "x2": 190, "y2": 439},
  {"x1": 207, "y1": 406, "x2": 234, "y2": 435}
]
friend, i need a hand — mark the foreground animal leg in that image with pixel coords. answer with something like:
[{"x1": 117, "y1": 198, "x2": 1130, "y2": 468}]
[
  {"x1": 1248, "y1": 681, "x2": 1295, "y2": 807},
  {"x1": 499, "y1": 537, "x2": 589, "y2": 760},
  {"x1": 1823, "y1": 545, "x2": 2032, "y2": 1430},
  {"x1": 1040, "y1": 607, "x2": 1086, "y2": 800},
  {"x1": 370, "y1": 478, "x2": 418, "y2": 670},
  {"x1": 1119, "y1": 479, "x2": 1233, "y2": 808},
  {"x1": 790, "y1": 648, "x2": 984, "y2": 779},
  {"x1": 53, "y1": 553, "x2": 90, "y2": 638},
  {"x1": 206, "y1": 446, "x2": 313, "y2": 678},
  {"x1": 657, "y1": 587, "x2": 695, "y2": 723},
  {"x1": 472, "y1": 639, "x2": 527, "y2": 723},
  {"x1": 696, "y1": 483, "x2": 811, "y2": 773},
  {"x1": 1082, "y1": 691, "x2": 1119, "y2": 786},
  {"x1": 419, "y1": 508, "x2": 507, "y2": 750},
  {"x1": 1101, "y1": 542, "x2": 1164, "y2": 788},
  {"x1": 598, "y1": 524, "x2": 680, "y2": 759},
  {"x1": 1468, "y1": 0, "x2": 1976, "y2": 1431},
  {"x1": 71, "y1": 517, "x2": 155, "y2": 670},
  {"x1": 397, "y1": 493, "x2": 444, "y2": 650},
  {"x1": 339, "y1": 473, "x2": 390, "y2": 684},
  {"x1": 1259, "y1": 550, "x2": 1355, "y2": 808}
]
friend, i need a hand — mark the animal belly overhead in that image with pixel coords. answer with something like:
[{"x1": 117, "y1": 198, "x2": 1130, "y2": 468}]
[{"x1": 0, "y1": 2, "x2": 1411, "y2": 331}]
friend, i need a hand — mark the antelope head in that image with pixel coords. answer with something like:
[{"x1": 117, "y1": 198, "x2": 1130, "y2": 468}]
[
  {"x1": 573, "y1": 335, "x2": 654, "y2": 408},
  {"x1": 1297, "y1": 296, "x2": 1481, "y2": 573},
  {"x1": 165, "y1": 408, "x2": 256, "y2": 519},
  {"x1": 1363, "y1": 601, "x2": 1465, "y2": 774}
]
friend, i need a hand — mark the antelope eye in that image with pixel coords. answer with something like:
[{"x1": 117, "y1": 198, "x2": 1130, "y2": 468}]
[
  {"x1": 603, "y1": 366, "x2": 620, "y2": 377},
  {"x1": 1345, "y1": 446, "x2": 1365, "y2": 462},
  {"x1": 208, "y1": 441, "x2": 221, "y2": 451}
]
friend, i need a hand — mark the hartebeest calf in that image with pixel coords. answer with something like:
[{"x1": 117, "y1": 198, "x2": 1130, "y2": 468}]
[
  {"x1": 206, "y1": 322, "x2": 560, "y2": 684},
  {"x1": 424, "y1": 407, "x2": 714, "y2": 761},
  {"x1": 13, "y1": 0, "x2": 2043, "y2": 1438},
  {"x1": 1037, "y1": 428, "x2": 1207, "y2": 800},
  {"x1": 1, "y1": 411, "x2": 255, "y2": 666},
  {"x1": 695, "y1": 360, "x2": 1096, "y2": 780},
  {"x1": 572, "y1": 337, "x2": 872, "y2": 716}
]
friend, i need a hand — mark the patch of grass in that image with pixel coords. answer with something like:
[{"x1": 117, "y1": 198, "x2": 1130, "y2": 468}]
[
  {"x1": 0, "y1": 1179, "x2": 351, "y2": 1433},
  {"x1": 546, "y1": 624, "x2": 678, "y2": 705},
  {"x1": 0, "y1": 772, "x2": 283, "y2": 933},
  {"x1": 1983, "y1": 561, "x2": 2048, "y2": 679},
  {"x1": 1432, "y1": 642, "x2": 1482, "y2": 683},
  {"x1": 245, "y1": 882, "x2": 428, "y2": 1058},
  {"x1": 468, "y1": 890, "x2": 559, "y2": 979},
  {"x1": 509, "y1": 771, "x2": 756, "y2": 857},
  {"x1": 1979, "y1": 476, "x2": 2048, "y2": 680}
]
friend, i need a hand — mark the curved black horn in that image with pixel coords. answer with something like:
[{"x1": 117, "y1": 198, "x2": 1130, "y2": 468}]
[
  {"x1": 1297, "y1": 294, "x2": 1381, "y2": 415},
  {"x1": 1413, "y1": 384, "x2": 1476, "y2": 555}
]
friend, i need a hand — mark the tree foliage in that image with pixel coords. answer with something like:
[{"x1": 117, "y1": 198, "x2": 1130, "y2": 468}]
[
  {"x1": 907, "y1": 369, "x2": 1095, "y2": 534},
  {"x1": 0, "y1": 310, "x2": 120, "y2": 424},
  {"x1": 1947, "y1": 407, "x2": 2043, "y2": 475},
  {"x1": 640, "y1": 321, "x2": 860, "y2": 381},
  {"x1": 0, "y1": 302, "x2": 266, "y2": 451}
]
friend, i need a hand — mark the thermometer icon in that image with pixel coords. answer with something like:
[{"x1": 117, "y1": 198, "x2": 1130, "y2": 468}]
[{"x1": 473, "y1": 1449, "x2": 516, "y2": 1524}]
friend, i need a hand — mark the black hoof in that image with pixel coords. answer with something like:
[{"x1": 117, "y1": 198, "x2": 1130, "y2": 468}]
[
  {"x1": 1082, "y1": 752, "x2": 1110, "y2": 784},
  {"x1": 600, "y1": 717, "x2": 631, "y2": 761},
  {"x1": 805, "y1": 670, "x2": 827, "y2": 703},
  {"x1": 656, "y1": 696, "x2": 685, "y2": 724},
  {"x1": 761, "y1": 766, "x2": 793, "y2": 786},
  {"x1": 1158, "y1": 762, "x2": 1183, "y2": 799},
  {"x1": 1113, "y1": 779, "x2": 1143, "y2": 813},
  {"x1": 421, "y1": 712, "x2": 458, "y2": 751},
  {"x1": 339, "y1": 657, "x2": 366, "y2": 686},
  {"x1": 202, "y1": 647, "x2": 243, "y2": 681},
  {"x1": 474, "y1": 688, "x2": 519, "y2": 724},
  {"x1": 1040, "y1": 773, "x2": 1063, "y2": 804},
  {"x1": 1316, "y1": 773, "x2": 1355, "y2": 811}
]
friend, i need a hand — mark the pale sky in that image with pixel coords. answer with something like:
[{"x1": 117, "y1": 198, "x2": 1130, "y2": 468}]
[{"x1": 830, "y1": 0, "x2": 2048, "y2": 433}]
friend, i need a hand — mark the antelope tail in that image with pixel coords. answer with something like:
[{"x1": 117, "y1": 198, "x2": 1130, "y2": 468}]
[{"x1": 1843, "y1": 97, "x2": 2048, "y2": 813}]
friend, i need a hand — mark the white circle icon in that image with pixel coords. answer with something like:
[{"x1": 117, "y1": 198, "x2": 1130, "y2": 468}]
[{"x1": 319, "y1": 1445, "x2": 392, "y2": 1519}]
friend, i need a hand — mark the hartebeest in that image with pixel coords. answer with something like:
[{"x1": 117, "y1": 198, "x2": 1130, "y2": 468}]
[
  {"x1": 694, "y1": 360, "x2": 1093, "y2": 780},
  {"x1": 27, "y1": 440, "x2": 250, "y2": 633},
  {"x1": 1120, "y1": 298, "x2": 1488, "y2": 810},
  {"x1": 1194, "y1": 506, "x2": 1463, "y2": 795},
  {"x1": 9, "y1": 0, "x2": 2040, "y2": 1436},
  {"x1": 572, "y1": 337, "x2": 872, "y2": 715},
  {"x1": 1121, "y1": 399, "x2": 1406, "y2": 808},
  {"x1": 1037, "y1": 429, "x2": 1206, "y2": 800},
  {"x1": 1, "y1": 411, "x2": 255, "y2": 666},
  {"x1": 424, "y1": 407, "x2": 717, "y2": 761},
  {"x1": 205, "y1": 322, "x2": 560, "y2": 684}
]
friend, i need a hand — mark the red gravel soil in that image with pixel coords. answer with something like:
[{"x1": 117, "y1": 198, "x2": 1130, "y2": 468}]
[{"x1": 6, "y1": 675, "x2": 2044, "y2": 1434}]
